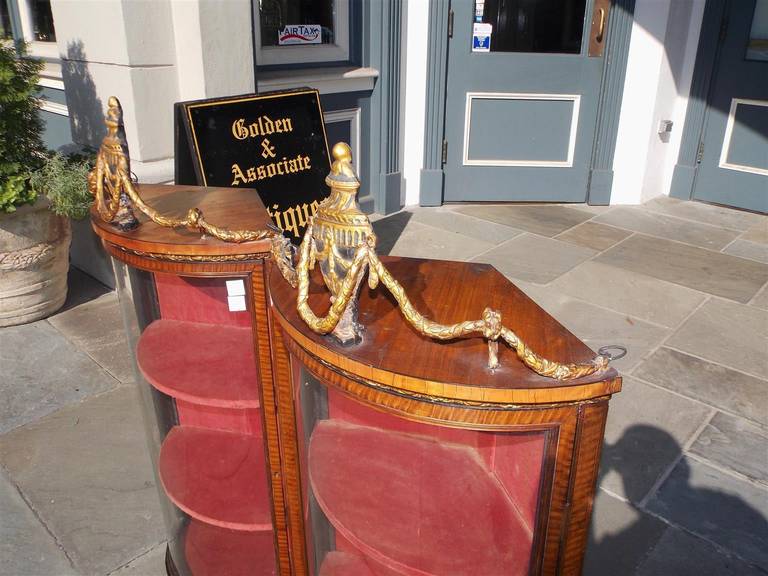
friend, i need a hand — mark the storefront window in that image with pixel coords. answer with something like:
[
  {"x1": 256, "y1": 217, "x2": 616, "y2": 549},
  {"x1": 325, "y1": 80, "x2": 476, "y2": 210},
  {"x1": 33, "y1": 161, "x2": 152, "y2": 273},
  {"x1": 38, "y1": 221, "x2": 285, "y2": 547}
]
[
  {"x1": 259, "y1": 0, "x2": 335, "y2": 47},
  {"x1": 1, "y1": 0, "x2": 13, "y2": 40},
  {"x1": 29, "y1": 0, "x2": 55, "y2": 41},
  {"x1": 254, "y1": 0, "x2": 350, "y2": 66}
]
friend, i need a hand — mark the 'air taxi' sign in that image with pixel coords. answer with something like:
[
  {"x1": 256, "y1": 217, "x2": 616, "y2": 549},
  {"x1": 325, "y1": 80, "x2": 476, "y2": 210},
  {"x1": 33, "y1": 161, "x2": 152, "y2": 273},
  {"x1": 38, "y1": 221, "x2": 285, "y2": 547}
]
[{"x1": 278, "y1": 24, "x2": 321, "y2": 45}]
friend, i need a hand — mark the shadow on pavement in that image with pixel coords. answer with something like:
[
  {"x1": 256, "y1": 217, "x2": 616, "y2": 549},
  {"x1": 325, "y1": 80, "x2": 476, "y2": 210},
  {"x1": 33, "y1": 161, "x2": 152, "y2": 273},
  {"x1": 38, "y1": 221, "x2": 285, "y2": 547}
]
[{"x1": 585, "y1": 425, "x2": 768, "y2": 575}]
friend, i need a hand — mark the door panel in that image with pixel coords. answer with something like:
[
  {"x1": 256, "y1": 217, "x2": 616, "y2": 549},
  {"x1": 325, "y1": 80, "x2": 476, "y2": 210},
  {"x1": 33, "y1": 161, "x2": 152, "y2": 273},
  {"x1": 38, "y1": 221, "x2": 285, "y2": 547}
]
[
  {"x1": 464, "y1": 94, "x2": 579, "y2": 166},
  {"x1": 693, "y1": 0, "x2": 768, "y2": 213},
  {"x1": 443, "y1": 0, "x2": 605, "y2": 202}
]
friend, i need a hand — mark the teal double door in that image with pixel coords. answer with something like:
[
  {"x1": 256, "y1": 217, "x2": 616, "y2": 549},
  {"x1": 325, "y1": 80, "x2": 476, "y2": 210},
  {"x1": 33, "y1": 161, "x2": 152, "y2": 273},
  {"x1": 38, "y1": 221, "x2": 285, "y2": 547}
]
[
  {"x1": 690, "y1": 0, "x2": 768, "y2": 213},
  {"x1": 443, "y1": 0, "x2": 611, "y2": 202}
]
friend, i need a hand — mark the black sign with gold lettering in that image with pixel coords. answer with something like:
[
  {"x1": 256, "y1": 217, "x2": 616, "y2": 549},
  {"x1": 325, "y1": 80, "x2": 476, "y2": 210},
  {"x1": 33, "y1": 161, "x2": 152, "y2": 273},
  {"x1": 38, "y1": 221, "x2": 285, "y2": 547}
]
[{"x1": 175, "y1": 88, "x2": 330, "y2": 242}]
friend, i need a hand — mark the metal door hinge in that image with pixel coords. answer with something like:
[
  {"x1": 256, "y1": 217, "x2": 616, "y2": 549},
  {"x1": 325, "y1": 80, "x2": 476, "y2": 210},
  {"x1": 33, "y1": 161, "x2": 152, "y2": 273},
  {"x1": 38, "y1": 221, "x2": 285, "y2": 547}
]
[
  {"x1": 441, "y1": 140, "x2": 448, "y2": 165},
  {"x1": 448, "y1": 10, "x2": 454, "y2": 38},
  {"x1": 696, "y1": 141, "x2": 705, "y2": 163}
]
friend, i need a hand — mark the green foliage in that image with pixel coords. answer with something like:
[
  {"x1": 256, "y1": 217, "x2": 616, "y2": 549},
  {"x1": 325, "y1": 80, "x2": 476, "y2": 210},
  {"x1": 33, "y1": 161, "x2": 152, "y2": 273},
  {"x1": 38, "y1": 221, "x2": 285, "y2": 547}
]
[
  {"x1": 0, "y1": 42, "x2": 45, "y2": 213},
  {"x1": 30, "y1": 152, "x2": 94, "y2": 220}
]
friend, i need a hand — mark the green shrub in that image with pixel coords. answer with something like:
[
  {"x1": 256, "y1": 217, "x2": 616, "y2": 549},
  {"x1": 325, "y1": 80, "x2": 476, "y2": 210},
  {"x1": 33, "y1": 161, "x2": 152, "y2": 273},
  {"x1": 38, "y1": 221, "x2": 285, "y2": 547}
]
[
  {"x1": 30, "y1": 152, "x2": 94, "y2": 220},
  {"x1": 0, "y1": 42, "x2": 45, "y2": 213}
]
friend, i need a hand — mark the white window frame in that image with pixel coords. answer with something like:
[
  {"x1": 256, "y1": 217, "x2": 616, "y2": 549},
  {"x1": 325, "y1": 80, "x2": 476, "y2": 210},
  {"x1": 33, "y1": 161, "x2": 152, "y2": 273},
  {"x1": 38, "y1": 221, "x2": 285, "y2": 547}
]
[
  {"x1": 16, "y1": 0, "x2": 59, "y2": 60},
  {"x1": 253, "y1": 0, "x2": 350, "y2": 66}
]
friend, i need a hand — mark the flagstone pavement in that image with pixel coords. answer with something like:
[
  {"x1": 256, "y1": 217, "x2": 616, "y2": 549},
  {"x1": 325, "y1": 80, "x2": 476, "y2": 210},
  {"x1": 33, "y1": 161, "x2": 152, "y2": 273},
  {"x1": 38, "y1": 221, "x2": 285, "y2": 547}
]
[{"x1": 1, "y1": 195, "x2": 766, "y2": 575}]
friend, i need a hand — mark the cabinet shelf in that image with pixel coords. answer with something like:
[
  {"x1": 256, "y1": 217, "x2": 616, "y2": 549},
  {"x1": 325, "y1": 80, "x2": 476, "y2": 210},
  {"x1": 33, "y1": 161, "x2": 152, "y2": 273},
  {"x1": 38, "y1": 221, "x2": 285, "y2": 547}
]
[
  {"x1": 137, "y1": 320, "x2": 260, "y2": 408},
  {"x1": 159, "y1": 426, "x2": 272, "y2": 531},
  {"x1": 185, "y1": 519, "x2": 277, "y2": 576},
  {"x1": 309, "y1": 420, "x2": 533, "y2": 576}
]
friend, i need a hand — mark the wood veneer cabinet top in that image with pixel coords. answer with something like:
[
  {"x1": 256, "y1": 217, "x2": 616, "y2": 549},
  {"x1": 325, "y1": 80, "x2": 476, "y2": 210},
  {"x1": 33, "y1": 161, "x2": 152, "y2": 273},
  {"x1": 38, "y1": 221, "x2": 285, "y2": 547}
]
[
  {"x1": 268, "y1": 257, "x2": 621, "y2": 405},
  {"x1": 91, "y1": 184, "x2": 274, "y2": 260}
]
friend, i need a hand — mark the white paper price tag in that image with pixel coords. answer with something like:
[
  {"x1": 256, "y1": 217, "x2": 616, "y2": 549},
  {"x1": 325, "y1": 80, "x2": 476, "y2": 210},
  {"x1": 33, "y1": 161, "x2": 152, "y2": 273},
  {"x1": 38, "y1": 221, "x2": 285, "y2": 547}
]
[{"x1": 226, "y1": 280, "x2": 246, "y2": 311}]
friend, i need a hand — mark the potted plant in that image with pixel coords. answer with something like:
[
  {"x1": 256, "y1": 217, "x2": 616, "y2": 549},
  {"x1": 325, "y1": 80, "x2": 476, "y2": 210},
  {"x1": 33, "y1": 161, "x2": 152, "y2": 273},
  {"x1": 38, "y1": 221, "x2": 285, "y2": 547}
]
[{"x1": 0, "y1": 43, "x2": 92, "y2": 326}]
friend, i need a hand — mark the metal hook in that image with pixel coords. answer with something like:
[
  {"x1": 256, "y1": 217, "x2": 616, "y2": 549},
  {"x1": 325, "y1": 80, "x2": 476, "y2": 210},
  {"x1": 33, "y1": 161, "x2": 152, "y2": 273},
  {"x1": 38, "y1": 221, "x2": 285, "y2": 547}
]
[{"x1": 598, "y1": 345, "x2": 627, "y2": 361}]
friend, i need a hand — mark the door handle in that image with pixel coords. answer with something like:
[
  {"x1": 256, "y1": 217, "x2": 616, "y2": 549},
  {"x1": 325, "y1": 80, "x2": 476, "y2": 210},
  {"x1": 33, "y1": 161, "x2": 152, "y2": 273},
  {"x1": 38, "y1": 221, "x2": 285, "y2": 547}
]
[{"x1": 596, "y1": 8, "x2": 606, "y2": 43}]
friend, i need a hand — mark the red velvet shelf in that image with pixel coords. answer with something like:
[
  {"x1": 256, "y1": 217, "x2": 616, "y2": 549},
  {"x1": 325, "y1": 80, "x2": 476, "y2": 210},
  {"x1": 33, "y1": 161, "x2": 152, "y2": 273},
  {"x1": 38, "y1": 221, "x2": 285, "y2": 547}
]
[
  {"x1": 185, "y1": 519, "x2": 277, "y2": 576},
  {"x1": 319, "y1": 552, "x2": 377, "y2": 576},
  {"x1": 159, "y1": 426, "x2": 272, "y2": 531},
  {"x1": 137, "y1": 320, "x2": 260, "y2": 408},
  {"x1": 309, "y1": 420, "x2": 533, "y2": 576}
]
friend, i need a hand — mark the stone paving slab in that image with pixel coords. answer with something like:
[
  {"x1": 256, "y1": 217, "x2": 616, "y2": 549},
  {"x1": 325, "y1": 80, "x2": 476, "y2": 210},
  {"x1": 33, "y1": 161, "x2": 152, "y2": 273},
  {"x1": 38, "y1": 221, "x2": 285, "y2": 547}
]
[
  {"x1": 0, "y1": 468, "x2": 76, "y2": 576},
  {"x1": 553, "y1": 221, "x2": 632, "y2": 252},
  {"x1": 371, "y1": 211, "x2": 416, "y2": 255},
  {"x1": 596, "y1": 234, "x2": 768, "y2": 303},
  {"x1": 642, "y1": 195, "x2": 764, "y2": 231},
  {"x1": 634, "y1": 347, "x2": 768, "y2": 426},
  {"x1": 724, "y1": 238, "x2": 768, "y2": 264},
  {"x1": 550, "y1": 260, "x2": 707, "y2": 329},
  {"x1": 690, "y1": 411, "x2": 768, "y2": 484},
  {"x1": 472, "y1": 233, "x2": 597, "y2": 284},
  {"x1": 60, "y1": 267, "x2": 111, "y2": 313},
  {"x1": 751, "y1": 282, "x2": 768, "y2": 310},
  {"x1": 0, "y1": 385, "x2": 165, "y2": 575},
  {"x1": 407, "y1": 206, "x2": 524, "y2": 244},
  {"x1": 48, "y1": 292, "x2": 135, "y2": 384},
  {"x1": 584, "y1": 490, "x2": 667, "y2": 576},
  {"x1": 665, "y1": 298, "x2": 768, "y2": 380},
  {"x1": 385, "y1": 219, "x2": 495, "y2": 262},
  {"x1": 452, "y1": 204, "x2": 593, "y2": 237},
  {"x1": 634, "y1": 526, "x2": 767, "y2": 576},
  {"x1": 600, "y1": 376, "x2": 711, "y2": 503},
  {"x1": 741, "y1": 221, "x2": 768, "y2": 244},
  {"x1": 0, "y1": 320, "x2": 119, "y2": 435},
  {"x1": 511, "y1": 288, "x2": 669, "y2": 372},
  {"x1": 645, "y1": 457, "x2": 768, "y2": 570},
  {"x1": 594, "y1": 206, "x2": 740, "y2": 251}
]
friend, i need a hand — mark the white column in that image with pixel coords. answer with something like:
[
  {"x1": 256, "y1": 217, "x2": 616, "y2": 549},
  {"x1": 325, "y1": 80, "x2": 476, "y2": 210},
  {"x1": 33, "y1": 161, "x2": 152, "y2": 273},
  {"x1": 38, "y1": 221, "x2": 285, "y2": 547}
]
[
  {"x1": 402, "y1": 0, "x2": 429, "y2": 206},
  {"x1": 611, "y1": 0, "x2": 705, "y2": 204},
  {"x1": 50, "y1": 0, "x2": 178, "y2": 175}
]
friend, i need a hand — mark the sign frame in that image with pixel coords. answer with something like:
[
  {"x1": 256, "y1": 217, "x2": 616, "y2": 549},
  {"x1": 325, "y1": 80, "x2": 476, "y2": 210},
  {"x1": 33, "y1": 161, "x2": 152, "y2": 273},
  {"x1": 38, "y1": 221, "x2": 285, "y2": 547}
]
[{"x1": 174, "y1": 88, "x2": 332, "y2": 241}]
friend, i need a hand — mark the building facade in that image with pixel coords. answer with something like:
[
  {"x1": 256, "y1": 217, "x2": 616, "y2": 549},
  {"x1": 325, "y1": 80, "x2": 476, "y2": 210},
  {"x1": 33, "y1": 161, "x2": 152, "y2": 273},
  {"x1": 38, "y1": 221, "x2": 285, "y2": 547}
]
[{"x1": 2, "y1": 0, "x2": 766, "y2": 282}]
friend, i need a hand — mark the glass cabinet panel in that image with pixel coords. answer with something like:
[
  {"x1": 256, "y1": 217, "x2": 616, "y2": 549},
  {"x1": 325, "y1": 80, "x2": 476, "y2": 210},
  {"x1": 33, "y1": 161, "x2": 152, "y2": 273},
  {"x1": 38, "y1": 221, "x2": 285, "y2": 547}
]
[
  {"x1": 114, "y1": 263, "x2": 276, "y2": 576},
  {"x1": 292, "y1": 359, "x2": 549, "y2": 576}
]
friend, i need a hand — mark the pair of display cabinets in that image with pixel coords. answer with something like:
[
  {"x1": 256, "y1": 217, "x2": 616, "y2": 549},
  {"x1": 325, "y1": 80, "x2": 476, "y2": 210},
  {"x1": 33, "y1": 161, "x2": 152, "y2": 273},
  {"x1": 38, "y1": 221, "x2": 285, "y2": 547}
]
[{"x1": 94, "y1": 184, "x2": 621, "y2": 576}]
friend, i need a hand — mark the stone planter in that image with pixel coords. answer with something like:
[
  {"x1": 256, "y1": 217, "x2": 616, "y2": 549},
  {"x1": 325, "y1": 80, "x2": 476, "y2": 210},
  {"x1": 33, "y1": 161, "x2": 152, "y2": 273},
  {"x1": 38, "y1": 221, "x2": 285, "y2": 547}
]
[{"x1": 0, "y1": 199, "x2": 71, "y2": 326}]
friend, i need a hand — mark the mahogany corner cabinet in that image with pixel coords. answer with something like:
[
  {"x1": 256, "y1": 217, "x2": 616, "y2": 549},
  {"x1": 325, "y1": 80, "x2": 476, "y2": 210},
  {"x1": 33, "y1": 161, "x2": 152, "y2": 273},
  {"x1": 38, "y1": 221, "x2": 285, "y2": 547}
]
[{"x1": 93, "y1": 184, "x2": 622, "y2": 576}]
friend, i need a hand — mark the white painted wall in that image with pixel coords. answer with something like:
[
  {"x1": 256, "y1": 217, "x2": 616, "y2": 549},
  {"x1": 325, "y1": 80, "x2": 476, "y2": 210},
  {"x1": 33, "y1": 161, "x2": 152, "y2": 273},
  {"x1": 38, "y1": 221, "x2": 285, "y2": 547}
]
[
  {"x1": 402, "y1": 0, "x2": 429, "y2": 206},
  {"x1": 50, "y1": 0, "x2": 254, "y2": 180},
  {"x1": 611, "y1": 0, "x2": 705, "y2": 204}
]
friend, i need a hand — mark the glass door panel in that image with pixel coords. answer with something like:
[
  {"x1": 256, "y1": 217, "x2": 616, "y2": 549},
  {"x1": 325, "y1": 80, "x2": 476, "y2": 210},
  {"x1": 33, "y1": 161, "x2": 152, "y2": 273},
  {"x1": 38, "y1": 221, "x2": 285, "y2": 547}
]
[
  {"x1": 475, "y1": 0, "x2": 587, "y2": 54},
  {"x1": 115, "y1": 264, "x2": 277, "y2": 575},
  {"x1": 292, "y1": 359, "x2": 549, "y2": 576}
]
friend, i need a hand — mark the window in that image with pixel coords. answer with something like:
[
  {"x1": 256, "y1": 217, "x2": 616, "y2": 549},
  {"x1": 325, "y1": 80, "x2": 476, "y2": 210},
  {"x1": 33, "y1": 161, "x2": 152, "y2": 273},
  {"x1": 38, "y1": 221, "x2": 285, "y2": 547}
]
[
  {"x1": 28, "y1": 0, "x2": 54, "y2": 41},
  {"x1": 1, "y1": 0, "x2": 13, "y2": 40},
  {"x1": 11, "y1": 0, "x2": 59, "y2": 59},
  {"x1": 747, "y1": 0, "x2": 768, "y2": 61},
  {"x1": 254, "y1": 0, "x2": 350, "y2": 66}
]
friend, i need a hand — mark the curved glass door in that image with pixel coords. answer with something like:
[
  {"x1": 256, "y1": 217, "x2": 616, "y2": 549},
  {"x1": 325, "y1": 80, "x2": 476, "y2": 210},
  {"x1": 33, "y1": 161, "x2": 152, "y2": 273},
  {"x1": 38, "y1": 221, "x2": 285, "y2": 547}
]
[
  {"x1": 291, "y1": 357, "x2": 551, "y2": 576},
  {"x1": 114, "y1": 262, "x2": 277, "y2": 575}
]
